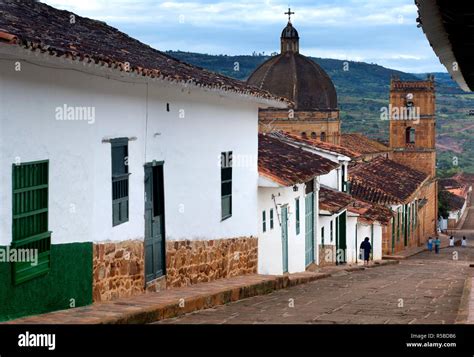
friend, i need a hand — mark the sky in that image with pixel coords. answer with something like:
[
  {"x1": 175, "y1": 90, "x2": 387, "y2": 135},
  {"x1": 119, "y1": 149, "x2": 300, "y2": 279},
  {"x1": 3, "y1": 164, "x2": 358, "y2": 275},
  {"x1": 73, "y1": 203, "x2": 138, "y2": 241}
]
[{"x1": 42, "y1": 0, "x2": 446, "y2": 73}]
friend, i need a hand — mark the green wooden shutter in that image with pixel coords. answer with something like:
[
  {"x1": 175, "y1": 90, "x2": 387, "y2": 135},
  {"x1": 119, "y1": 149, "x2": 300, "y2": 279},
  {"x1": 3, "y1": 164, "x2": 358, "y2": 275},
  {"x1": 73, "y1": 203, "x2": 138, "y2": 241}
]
[
  {"x1": 262, "y1": 210, "x2": 266, "y2": 232},
  {"x1": 270, "y1": 209, "x2": 274, "y2": 229},
  {"x1": 12, "y1": 160, "x2": 51, "y2": 285}
]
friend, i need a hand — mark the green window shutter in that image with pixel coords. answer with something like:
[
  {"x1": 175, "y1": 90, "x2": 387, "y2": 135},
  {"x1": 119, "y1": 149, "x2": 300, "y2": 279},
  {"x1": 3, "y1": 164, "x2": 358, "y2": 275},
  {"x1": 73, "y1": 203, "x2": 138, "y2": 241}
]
[
  {"x1": 262, "y1": 211, "x2": 266, "y2": 232},
  {"x1": 321, "y1": 226, "x2": 325, "y2": 247},
  {"x1": 111, "y1": 138, "x2": 130, "y2": 226},
  {"x1": 12, "y1": 160, "x2": 51, "y2": 285},
  {"x1": 221, "y1": 152, "x2": 232, "y2": 220},
  {"x1": 295, "y1": 198, "x2": 300, "y2": 235},
  {"x1": 330, "y1": 221, "x2": 333, "y2": 242},
  {"x1": 270, "y1": 209, "x2": 274, "y2": 230}
]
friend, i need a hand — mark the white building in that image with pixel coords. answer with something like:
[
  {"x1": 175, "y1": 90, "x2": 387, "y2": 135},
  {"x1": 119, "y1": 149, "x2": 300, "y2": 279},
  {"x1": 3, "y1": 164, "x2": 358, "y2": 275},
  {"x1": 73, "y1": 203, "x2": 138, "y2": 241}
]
[
  {"x1": 0, "y1": 0, "x2": 288, "y2": 320},
  {"x1": 257, "y1": 134, "x2": 338, "y2": 274}
]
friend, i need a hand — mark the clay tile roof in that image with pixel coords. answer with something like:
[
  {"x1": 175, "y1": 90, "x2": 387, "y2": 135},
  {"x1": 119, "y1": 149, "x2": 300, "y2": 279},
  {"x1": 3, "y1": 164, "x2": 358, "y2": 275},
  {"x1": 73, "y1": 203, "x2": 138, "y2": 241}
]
[
  {"x1": 439, "y1": 178, "x2": 463, "y2": 190},
  {"x1": 348, "y1": 199, "x2": 394, "y2": 225},
  {"x1": 278, "y1": 132, "x2": 361, "y2": 159},
  {"x1": 0, "y1": 0, "x2": 289, "y2": 105},
  {"x1": 340, "y1": 133, "x2": 391, "y2": 155},
  {"x1": 258, "y1": 134, "x2": 338, "y2": 186},
  {"x1": 440, "y1": 190, "x2": 466, "y2": 211},
  {"x1": 349, "y1": 157, "x2": 429, "y2": 205},
  {"x1": 319, "y1": 186, "x2": 354, "y2": 214}
]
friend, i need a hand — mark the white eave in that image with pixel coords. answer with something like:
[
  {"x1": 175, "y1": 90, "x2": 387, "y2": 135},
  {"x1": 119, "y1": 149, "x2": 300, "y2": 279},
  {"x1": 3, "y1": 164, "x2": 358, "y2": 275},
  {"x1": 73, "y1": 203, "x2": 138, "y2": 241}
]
[{"x1": 417, "y1": 0, "x2": 471, "y2": 92}]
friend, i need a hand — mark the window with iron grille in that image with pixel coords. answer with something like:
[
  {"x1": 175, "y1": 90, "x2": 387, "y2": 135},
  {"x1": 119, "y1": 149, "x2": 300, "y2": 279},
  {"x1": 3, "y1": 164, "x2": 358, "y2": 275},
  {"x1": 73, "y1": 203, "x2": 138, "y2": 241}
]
[
  {"x1": 12, "y1": 160, "x2": 51, "y2": 285},
  {"x1": 221, "y1": 151, "x2": 232, "y2": 220},
  {"x1": 111, "y1": 138, "x2": 130, "y2": 226},
  {"x1": 270, "y1": 209, "x2": 274, "y2": 230}
]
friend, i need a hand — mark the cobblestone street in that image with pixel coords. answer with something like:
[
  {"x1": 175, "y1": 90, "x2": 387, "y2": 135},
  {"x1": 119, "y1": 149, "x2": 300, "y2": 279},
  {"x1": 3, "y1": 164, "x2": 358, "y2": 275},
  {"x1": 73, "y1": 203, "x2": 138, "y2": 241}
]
[{"x1": 156, "y1": 247, "x2": 474, "y2": 324}]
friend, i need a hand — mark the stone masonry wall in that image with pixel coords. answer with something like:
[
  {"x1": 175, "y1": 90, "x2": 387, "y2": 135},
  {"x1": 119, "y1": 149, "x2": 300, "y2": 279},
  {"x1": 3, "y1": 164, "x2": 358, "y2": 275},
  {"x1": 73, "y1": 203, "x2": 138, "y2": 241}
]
[
  {"x1": 93, "y1": 240, "x2": 144, "y2": 302},
  {"x1": 165, "y1": 237, "x2": 258, "y2": 288}
]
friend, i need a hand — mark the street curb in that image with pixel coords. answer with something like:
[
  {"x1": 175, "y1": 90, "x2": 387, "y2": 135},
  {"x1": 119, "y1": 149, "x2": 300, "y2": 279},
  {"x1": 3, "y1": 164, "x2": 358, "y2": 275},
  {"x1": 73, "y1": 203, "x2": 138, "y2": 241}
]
[
  {"x1": 105, "y1": 273, "x2": 330, "y2": 324},
  {"x1": 455, "y1": 276, "x2": 472, "y2": 324},
  {"x1": 4, "y1": 260, "x2": 400, "y2": 325}
]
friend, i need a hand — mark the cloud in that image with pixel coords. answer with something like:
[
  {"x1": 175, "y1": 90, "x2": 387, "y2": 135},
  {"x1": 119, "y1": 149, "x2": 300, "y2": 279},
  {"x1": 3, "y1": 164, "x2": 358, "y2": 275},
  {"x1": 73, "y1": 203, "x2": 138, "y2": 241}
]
[{"x1": 41, "y1": 0, "x2": 446, "y2": 73}]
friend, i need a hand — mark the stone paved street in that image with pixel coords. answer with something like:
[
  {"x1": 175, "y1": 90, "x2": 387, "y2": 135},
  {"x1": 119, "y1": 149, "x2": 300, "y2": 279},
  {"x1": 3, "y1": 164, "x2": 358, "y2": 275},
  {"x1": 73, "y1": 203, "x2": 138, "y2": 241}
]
[{"x1": 156, "y1": 247, "x2": 474, "y2": 324}]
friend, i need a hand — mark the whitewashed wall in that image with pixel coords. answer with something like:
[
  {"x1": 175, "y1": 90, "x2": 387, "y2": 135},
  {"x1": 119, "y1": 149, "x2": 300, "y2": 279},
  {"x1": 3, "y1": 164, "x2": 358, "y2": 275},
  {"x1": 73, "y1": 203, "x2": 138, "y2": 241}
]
[
  {"x1": 258, "y1": 183, "x2": 306, "y2": 275},
  {"x1": 0, "y1": 51, "x2": 265, "y2": 246}
]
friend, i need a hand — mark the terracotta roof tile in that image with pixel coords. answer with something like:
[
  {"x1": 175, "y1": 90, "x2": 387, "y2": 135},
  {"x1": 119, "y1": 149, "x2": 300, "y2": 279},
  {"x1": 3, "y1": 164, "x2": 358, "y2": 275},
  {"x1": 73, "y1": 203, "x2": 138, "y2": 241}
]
[
  {"x1": 258, "y1": 134, "x2": 338, "y2": 186},
  {"x1": 440, "y1": 190, "x2": 465, "y2": 211},
  {"x1": 276, "y1": 132, "x2": 361, "y2": 159},
  {"x1": 340, "y1": 133, "x2": 391, "y2": 155},
  {"x1": 348, "y1": 199, "x2": 394, "y2": 225},
  {"x1": 0, "y1": 0, "x2": 289, "y2": 104},
  {"x1": 319, "y1": 186, "x2": 354, "y2": 214},
  {"x1": 349, "y1": 157, "x2": 428, "y2": 205}
]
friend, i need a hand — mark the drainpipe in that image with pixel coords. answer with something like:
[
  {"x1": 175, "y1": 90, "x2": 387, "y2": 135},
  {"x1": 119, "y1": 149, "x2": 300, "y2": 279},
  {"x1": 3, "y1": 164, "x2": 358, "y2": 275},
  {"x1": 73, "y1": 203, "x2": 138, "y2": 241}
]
[{"x1": 371, "y1": 223, "x2": 374, "y2": 261}]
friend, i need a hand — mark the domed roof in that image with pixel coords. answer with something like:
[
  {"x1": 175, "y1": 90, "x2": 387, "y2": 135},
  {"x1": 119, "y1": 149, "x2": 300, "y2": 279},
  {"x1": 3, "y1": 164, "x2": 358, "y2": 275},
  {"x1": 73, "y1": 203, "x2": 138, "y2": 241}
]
[
  {"x1": 247, "y1": 52, "x2": 338, "y2": 110},
  {"x1": 281, "y1": 22, "x2": 299, "y2": 39}
]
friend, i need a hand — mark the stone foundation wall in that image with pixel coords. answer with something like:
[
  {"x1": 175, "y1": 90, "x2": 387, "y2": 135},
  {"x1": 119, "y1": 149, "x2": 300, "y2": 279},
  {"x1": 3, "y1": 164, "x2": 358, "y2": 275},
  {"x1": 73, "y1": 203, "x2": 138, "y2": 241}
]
[
  {"x1": 166, "y1": 237, "x2": 258, "y2": 288},
  {"x1": 93, "y1": 240, "x2": 145, "y2": 302},
  {"x1": 318, "y1": 245, "x2": 336, "y2": 266}
]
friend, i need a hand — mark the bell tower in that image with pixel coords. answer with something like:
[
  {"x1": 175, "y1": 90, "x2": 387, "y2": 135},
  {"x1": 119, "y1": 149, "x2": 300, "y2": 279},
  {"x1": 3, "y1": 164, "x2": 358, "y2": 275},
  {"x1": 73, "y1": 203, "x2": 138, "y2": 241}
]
[{"x1": 389, "y1": 75, "x2": 436, "y2": 178}]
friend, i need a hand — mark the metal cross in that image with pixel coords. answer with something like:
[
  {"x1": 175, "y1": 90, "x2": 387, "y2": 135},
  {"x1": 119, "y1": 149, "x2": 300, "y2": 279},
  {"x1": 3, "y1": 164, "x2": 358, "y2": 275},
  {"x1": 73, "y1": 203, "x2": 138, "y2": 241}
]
[{"x1": 285, "y1": 7, "x2": 295, "y2": 22}]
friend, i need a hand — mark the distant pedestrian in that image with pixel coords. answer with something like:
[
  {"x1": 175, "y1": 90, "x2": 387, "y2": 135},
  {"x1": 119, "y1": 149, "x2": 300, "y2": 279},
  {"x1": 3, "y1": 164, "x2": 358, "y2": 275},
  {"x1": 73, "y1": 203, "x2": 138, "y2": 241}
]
[
  {"x1": 427, "y1": 237, "x2": 433, "y2": 252},
  {"x1": 449, "y1": 236, "x2": 455, "y2": 247},
  {"x1": 434, "y1": 237, "x2": 441, "y2": 254},
  {"x1": 462, "y1": 236, "x2": 468, "y2": 248},
  {"x1": 360, "y1": 237, "x2": 372, "y2": 265}
]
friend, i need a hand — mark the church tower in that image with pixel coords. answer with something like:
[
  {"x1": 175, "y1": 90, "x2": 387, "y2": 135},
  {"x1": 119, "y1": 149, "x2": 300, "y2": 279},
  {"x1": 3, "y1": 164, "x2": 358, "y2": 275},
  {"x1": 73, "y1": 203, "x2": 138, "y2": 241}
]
[{"x1": 389, "y1": 76, "x2": 436, "y2": 178}]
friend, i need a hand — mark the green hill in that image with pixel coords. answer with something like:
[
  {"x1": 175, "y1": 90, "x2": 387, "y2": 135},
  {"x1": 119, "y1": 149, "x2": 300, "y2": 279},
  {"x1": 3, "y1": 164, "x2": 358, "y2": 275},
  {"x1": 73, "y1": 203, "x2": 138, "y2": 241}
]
[{"x1": 167, "y1": 51, "x2": 474, "y2": 174}]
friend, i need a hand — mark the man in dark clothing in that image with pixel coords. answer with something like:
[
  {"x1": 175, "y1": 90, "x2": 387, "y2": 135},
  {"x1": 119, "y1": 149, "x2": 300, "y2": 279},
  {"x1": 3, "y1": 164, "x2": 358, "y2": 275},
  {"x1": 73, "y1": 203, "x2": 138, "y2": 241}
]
[{"x1": 360, "y1": 237, "x2": 372, "y2": 266}]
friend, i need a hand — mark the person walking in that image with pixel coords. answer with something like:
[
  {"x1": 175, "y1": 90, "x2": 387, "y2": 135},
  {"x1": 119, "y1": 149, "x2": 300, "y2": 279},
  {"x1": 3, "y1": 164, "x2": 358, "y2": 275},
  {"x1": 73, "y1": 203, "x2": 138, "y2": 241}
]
[
  {"x1": 462, "y1": 236, "x2": 468, "y2": 248},
  {"x1": 427, "y1": 237, "x2": 433, "y2": 252},
  {"x1": 449, "y1": 236, "x2": 455, "y2": 247},
  {"x1": 434, "y1": 236, "x2": 441, "y2": 254},
  {"x1": 360, "y1": 237, "x2": 372, "y2": 266}
]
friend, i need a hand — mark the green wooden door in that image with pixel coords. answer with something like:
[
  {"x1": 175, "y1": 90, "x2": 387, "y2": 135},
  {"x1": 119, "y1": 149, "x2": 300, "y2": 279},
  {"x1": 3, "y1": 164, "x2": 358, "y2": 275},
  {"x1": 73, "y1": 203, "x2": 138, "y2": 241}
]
[
  {"x1": 12, "y1": 160, "x2": 52, "y2": 284},
  {"x1": 336, "y1": 211, "x2": 347, "y2": 265},
  {"x1": 144, "y1": 163, "x2": 166, "y2": 282},
  {"x1": 281, "y1": 206, "x2": 289, "y2": 273},
  {"x1": 305, "y1": 193, "x2": 314, "y2": 266}
]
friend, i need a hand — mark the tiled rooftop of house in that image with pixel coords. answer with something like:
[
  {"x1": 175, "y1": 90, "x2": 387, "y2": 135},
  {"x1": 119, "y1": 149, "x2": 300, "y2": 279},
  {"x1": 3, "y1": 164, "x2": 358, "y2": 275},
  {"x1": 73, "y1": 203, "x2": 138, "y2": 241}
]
[
  {"x1": 0, "y1": 0, "x2": 288, "y2": 104},
  {"x1": 439, "y1": 177, "x2": 463, "y2": 190},
  {"x1": 340, "y1": 133, "x2": 391, "y2": 156},
  {"x1": 276, "y1": 132, "x2": 361, "y2": 159},
  {"x1": 349, "y1": 157, "x2": 428, "y2": 205},
  {"x1": 319, "y1": 186, "x2": 354, "y2": 213},
  {"x1": 440, "y1": 190, "x2": 466, "y2": 211},
  {"x1": 348, "y1": 199, "x2": 393, "y2": 225},
  {"x1": 258, "y1": 134, "x2": 339, "y2": 186}
]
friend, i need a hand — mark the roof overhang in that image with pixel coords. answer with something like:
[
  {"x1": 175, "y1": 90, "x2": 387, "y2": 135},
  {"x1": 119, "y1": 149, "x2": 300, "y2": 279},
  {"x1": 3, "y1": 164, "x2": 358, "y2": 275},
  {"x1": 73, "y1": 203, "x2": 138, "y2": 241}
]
[
  {"x1": 0, "y1": 42, "x2": 289, "y2": 108},
  {"x1": 416, "y1": 0, "x2": 473, "y2": 91}
]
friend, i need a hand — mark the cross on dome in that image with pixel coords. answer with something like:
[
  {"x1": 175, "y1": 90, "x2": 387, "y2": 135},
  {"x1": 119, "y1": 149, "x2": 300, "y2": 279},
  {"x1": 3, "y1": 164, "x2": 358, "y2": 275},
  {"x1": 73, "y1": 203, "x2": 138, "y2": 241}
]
[{"x1": 285, "y1": 7, "x2": 295, "y2": 23}]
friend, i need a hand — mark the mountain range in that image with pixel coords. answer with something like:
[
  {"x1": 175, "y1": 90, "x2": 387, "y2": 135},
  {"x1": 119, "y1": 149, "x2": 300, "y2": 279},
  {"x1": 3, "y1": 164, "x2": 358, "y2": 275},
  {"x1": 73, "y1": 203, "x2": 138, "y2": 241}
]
[{"x1": 167, "y1": 51, "x2": 474, "y2": 175}]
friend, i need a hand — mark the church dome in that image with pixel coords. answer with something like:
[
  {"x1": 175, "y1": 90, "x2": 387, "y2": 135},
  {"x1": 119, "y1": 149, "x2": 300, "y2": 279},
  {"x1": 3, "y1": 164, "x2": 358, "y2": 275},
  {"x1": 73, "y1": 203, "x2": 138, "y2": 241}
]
[{"x1": 247, "y1": 21, "x2": 338, "y2": 111}]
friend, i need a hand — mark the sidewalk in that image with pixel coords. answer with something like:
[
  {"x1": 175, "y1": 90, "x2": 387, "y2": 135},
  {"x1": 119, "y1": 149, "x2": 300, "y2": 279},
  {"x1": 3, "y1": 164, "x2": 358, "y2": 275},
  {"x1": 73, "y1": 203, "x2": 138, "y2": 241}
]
[
  {"x1": 4, "y1": 260, "x2": 398, "y2": 325},
  {"x1": 382, "y1": 234, "x2": 451, "y2": 260}
]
